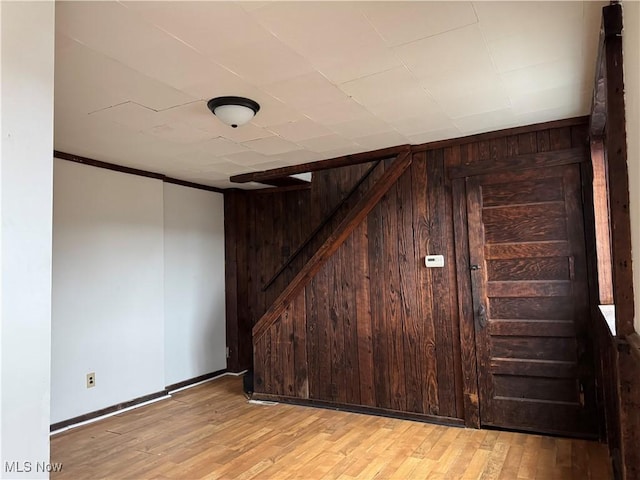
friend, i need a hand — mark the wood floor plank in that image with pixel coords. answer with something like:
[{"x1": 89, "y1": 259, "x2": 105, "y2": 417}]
[{"x1": 50, "y1": 376, "x2": 611, "y2": 480}]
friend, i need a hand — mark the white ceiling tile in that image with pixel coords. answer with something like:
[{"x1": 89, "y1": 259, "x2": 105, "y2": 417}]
[
  {"x1": 55, "y1": 36, "x2": 195, "y2": 112},
  {"x1": 320, "y1": 144, "x2": 366, "y2": 159},
  {"x1": 200, "y1": 161, "x2": 256, "y2": 176},
  {"x1": 217, "y1": 124, "x2": 273, "y2": 143},
  {"x1": 122, "y1": 2, "x2": 275, "y2": 56},
  {"x1": 314, "y1": 44, "x2": 402, "y2": 85},
  {"x1": 362, "y1": 1, "x2": 478, "y2": 47},
  {"x1": 394, "y1": 24, "x2": 496, "y2": 81},
  {"x1": 267, "y1": 119, "x2": 332, "y2": 142},
  {"x1": 56, "y1": 1, "x2": 168, "y2": 64},
  {"x1": 365, "y1": 91, "x2": 444, "y2": 123},
  {"x1": 352, "y1": 131, "x2": 410, "y2": 151},
  {"x1": 389, "y1": 112, "x2": 456, "y2": 137},
  {"x1": 509, "y1": 85, "x2": 590, "y2": 116},
  {"x1": 500, "y1": 60, "x2": 588, "y2": 99},
  {"x1": 270, "y1": 149, "x2": 324, "y2": 166},
  {"x1": 224, "y1": 150, "x2": 276, "y2": 166},
  {"x1": 244, "y1": 160, "x2": 293, "y2": 170},
  {"x1": 453, "y1": 108, "x2": 519, "y2": 134},
  {"x1": 298, "y1": 134, "x2": 360, "y2": 153},
  {"x1": 473, "y1": 1, "x2": 583, "y2": 44},
  {"x1": 130, "y1": 41, "x2": 244, "y2": 93},
  {"x1": 485, "y1": 18, "x2": 583, "y2": 73},
  {"x1": 212, "y1": 36, "x2": 315, "y2": 86},
  {"x1": 328, "y1": 116, "x2": 395, "y2": 140},
  {"x1": 301, "y1": 99, "x2": 371, "y2": 125},
  {"x1": 339, "y1": 67, "x2": 429, "y2": 107},
  {"x1": 53, "y1": 1, "x2": 601, "y2": 189},
  {"x1": 261, "y1": 72, "x2": 349, "y2": 109},
  {"x1": 88, "y1": 102, "x2": 163, "y2": 131},
  {"x1": 249, "y1": 2, "x2": 382, "y2": 60},
  {"x1": 240, "y1": 3, "x2": 270, "y2": 13},
  {"x1": 250, "y1": 2, "x2": 402, "y2": 84},
  {"x1": 242, "y1": 136, "x2": 300, "y2": 156},
  {"x1": 432, "y1": 85, "x2": 512, "y2": 119},
  {"x1": 407, "y1": 127, "x2": 462, "y2": 145},
  {"x1": 146, "y1": 123, "x2": 214, "y2": 144},
  {"x1": 512, "y1": 106, "x2": 586, "y2": 128},
  {"x1": 194, "y1": 138, "x2": 249, "y2": 158}
]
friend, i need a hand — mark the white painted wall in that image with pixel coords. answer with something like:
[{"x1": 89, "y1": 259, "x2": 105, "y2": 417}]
[
  {"x1": 0, "y1": 2, "x2": 54, "y2": 478},
  {"x1": 623, "y1": 1, "x2": 640, "y2": 332},
  {"x1": 51, "y1": 160, "x2": 165, "y2": 423},
  {"x1": 51, "y1": 164, "x2": 227, "y2": 423},
  {"x1": 163, "y1": 184, "x2": 226, "y2": 386}
]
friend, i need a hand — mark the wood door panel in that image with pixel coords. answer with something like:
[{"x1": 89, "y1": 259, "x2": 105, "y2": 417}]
[
  {"x1": 467, "y1": 164, "x2": 596, "y2": 437},
  {"x1": 487, "y1": 281, "x2": 571, "y2": 297},
  {"x1": 491, "y1": 337, "x2": 577, "y2": 361},
  {"x1": 489, "y1": 320, "x2": 576, "y2": 337},
  {"x1": 487, "y1": 399, "x2": 589, "y2": 436},
  {"x1": 493, "y1": 375, "x2": 578, "y2": 402},
  {"x1": 481, "y1": 177, "x2": 564, "y2": 206},
  {"x1": 489, "y1": 297, "x2": 574, "y2": 320},
  {"x1": 483, "y1": 204, "x2": 567, "y2": 244},
  {"x1": 485, "y1": 242, "x2": 570, "y2": 260},
  {"x1": 491, "y1": 358, "x2": 578, "y2": 378},
  {"x1": 487, "y1": 258, "x2": 570, "y2": 281}
]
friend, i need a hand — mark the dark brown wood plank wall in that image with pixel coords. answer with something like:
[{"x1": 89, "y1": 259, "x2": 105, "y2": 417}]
[{"x1": 228, "y1": 118, "x2": 595, "y2": 426}]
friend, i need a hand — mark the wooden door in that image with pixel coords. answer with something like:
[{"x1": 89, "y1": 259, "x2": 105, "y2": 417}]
[{"x1": 466, "y1": 164, "x2": 596, "y2": 437}]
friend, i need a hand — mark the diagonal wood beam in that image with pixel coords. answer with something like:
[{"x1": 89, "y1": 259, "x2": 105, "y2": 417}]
[
  {"x1": 262, "y1": 159, "x2": 383, "y2": 292},
  {"x1": 231, "y1": 144, "x2": 410, "y2": 184},
  {"x1": 252, "y1": 150, "x2": 412, "y2": 341}
]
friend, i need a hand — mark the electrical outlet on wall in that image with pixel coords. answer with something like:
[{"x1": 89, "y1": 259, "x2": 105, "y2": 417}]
[{"x1": 86, "y1": 372, "x2": 96, "y2": 388}]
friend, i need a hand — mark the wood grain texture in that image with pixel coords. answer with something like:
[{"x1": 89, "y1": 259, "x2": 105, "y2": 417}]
[
  {"x1": 50, "y1": 376, "x2": 612, "y2": 480},
  {"x1": 227, "y1": 117, "x2": 602, "y2": 436},
  {"x1": 603, "y1": 3, "x2": 635, "y2": 337},
  {"x1": 252, "y1": 151, "x2": 412, "y2": 341},
  {"x1": 466, "y1": 162, "x2": 596, "y2": 437}
]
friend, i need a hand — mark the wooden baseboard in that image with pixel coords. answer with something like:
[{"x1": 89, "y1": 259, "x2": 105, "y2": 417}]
[
  {"x1": 165, "y1": 368, "x2": 228, "y2": 392},
  {"x1": 50, "y1": 369, "x2": 228, "y2": 432},
  {"x1": 50, "y1": 389, "x2": 169, "y2": 432},
  {"x1": 251, "y1": 393, "x2": 465, "y2": 428}
]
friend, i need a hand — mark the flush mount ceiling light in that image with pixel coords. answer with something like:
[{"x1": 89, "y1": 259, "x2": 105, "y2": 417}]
[{"x1": 207, "y1": 96, "x2": 260, "y2": 128}]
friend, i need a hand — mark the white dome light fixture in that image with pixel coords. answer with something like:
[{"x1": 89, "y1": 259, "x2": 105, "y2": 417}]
[{"x1": 207, "y1": 96, "x2": 260, "y2": 128}]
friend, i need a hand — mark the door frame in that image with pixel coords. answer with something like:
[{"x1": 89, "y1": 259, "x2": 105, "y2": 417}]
[{"x1": 450, "y1": 154, "x2": 589, "y2": 430}]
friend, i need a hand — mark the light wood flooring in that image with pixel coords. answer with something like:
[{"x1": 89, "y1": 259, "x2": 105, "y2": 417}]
[{"x1": 50, "y1": 376, "x2": 611, "y2": 479}]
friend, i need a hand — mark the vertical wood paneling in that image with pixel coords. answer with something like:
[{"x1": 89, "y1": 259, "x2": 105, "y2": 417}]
[
  {"x1": 341, "y1": 233, "x2": 360, "y2": 405},
  {"x1": 317, "y1": 261, "x2": 333, "y2": 400},
  {"x1": 292, "y1": 291, "x2": 309, "y2": 398},
  {"x1": 354, "y1": 220, "x2": 375, "y2": 406},
  {"x1": 306, "y1": 279, "x2": 320, "y2": 399},
  {"x1": 329, "y1": 252, "x2": 346, "y2": 403},
  {"x1": 451, "y1": 176, "x2": 480, "y2": 427},
  {"x1": 368, "y1": 200, "x2": 392, "y2": 409},
  {"x1": 281, "y1": 301, "x2": 295, "y2": 397},
  {"x1": 382, "y1": 179, "x2": 406, "y2": 412},
  {"x1": 396, "y1": 168, "x2": 422, "y2": 413},
  {"x1": 232, "y1": 118, "x2": 595, "y2": 432},
  {"x1": 427, "y1": 149, "x2": 457, "y2": 418},
  {"x1": 411, "y1": 152, "x2": 439, "y2": 415}
]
